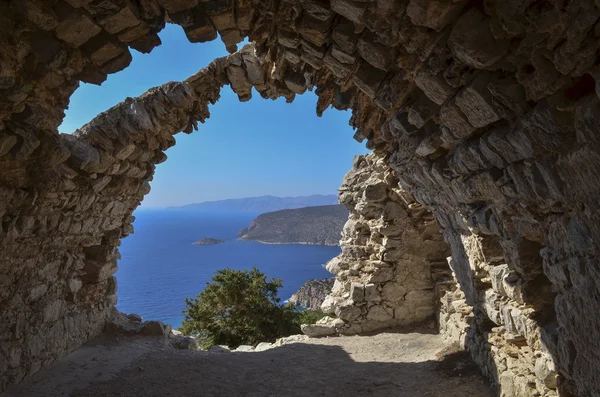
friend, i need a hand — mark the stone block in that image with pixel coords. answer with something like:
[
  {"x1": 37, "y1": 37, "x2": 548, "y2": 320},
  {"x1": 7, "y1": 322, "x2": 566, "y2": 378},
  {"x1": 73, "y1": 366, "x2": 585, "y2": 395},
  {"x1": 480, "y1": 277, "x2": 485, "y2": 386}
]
[
  {"x1": 278, "y1": 29, "x2": 301, "y2": 48},
  {"x1": 487, "y1": 77, "x2": 529, "y2": 120},
  {"x1": 366, "y1": 305, "x2": 393, "y2": 322},
  {"x1": 140, "y1": 320, "x2": 171, "y2": 337},
  {"x1": 43, "y1": 300, "x2": 65, "y2": 323},
  {"x1": 92, "y1": 175, "x2": 112, "y2": 192},
  {"x1": 352, "y1": 62, "x2": 386, "y2": 98},
  {"x1": 296, "y1": 14, "x2": 333, "y2": 47},
  {"x1": 129, "y1": 32, "x2": 161, "y2": 53},
  {"x1": 374, "y1": 70, "x2": 413, "y2": 112},
  {"x1": 301, "y1": 322, "x2": 336, "y2": 337},
  {"x1": 284, "y1": 71, "x2": 307, "y2": 94},
  {"x1": 331, "y1": 0, "x2": 367, "y2": 24},
  {"x1": 301, "y1": 39, "x2": 327, "y2": 59},
  {"x1": 381, "y1": 282, "x2": 406, "y2": 303},
  {"x1": 448, "y1": 8, "x2": 509, "y2": 68},
  {"x1": 169, "y1": 335, "x2": 198, "y2": 350},
  {"x1": 54, "y1": 11, "x2": 102, "y2": 48},
  {"x1": 97, "y1": 5, "x2": 141, "y2": 34},
  {"x1": 242, "y1": 52, "x2": 265, "y2": 85},
  {"x1": 323, "y1": 52, "x2": 352, "y2": 79},
  {"x1": 391, "y1": 111, "x2": 419, "y2": 136},
  {"x1": 157, "y1": 0, "x2": 199, "y2": 13},
  {"x1": 168, "y1": 9, "x2": 194, "y2": 27},
  {"x1": 416, "y1": 128, "x2": 442, "y2": 157},
  {"x1": 225, "y1": 64, "x2": 251, "y2": 100},
  {"x1": 484, "y1": 127, "x2": 531, "y2": 164},
  {"x1": 575, "y1": 97, "x2": 600, "y2": 145},
  {"x1": 357, "y1": 31, "x2": 395, "y2": 71},
  {"x1": 414, "y1": 70, "x2": 455, "y2": 105},
  {"x1": 283, "y1": 49, "x2": 302, "y2": 64},
  {"x1": 350, "y1": 283, "x2": 365, "y2": 301},
  {"x1": 368, "y1": 267, "x2": 394, "y2": 283},
  {"x1": 332, "y1": 19, "x2": 358, "y2": 54},
  {"x1": 407, "y1": 95, "x2": 440, "y2": 128},
  {"x1": 0, "y1": 133, "x2": 17, "y2": 157},
  {"x1": 209, "y1": 10, "x2": 236, "y2": 31},
  {"x1": 13, "y1": 0, "x2": 60, "y2": 30},
  {"x1": 301, "y1": 0, "x2": 334, "y2": 21},
  {"x1": 439, "y1": 99, "x2": 476, "y2": 141},
  {"x1": 407, "y1": 0, "x2": 466, "y2": 32},
  {"x1": 331, "y1": 46, "x2": 357, "y2": 65},
  {"x1": 235, "y1": 4, "x2": 254, "y2": 32},
  {"x1": 364, "y1": 284, "x2": 381, "y2": 302},
  {"x1": 118, "y1": 23, "x2": 151, "y2": 43},
  {"x1": 335, "y1": 303, "x2": 361, "y2": 321},
  {"x1": 455, "y1": 74, "x2": 502, "y2": 128},
  {"x1": 220, "y1": 29, "x2": 244, "y2": 53},
  {"x1": 184, "y1": 7, "x2": 217, "y2": 43}
]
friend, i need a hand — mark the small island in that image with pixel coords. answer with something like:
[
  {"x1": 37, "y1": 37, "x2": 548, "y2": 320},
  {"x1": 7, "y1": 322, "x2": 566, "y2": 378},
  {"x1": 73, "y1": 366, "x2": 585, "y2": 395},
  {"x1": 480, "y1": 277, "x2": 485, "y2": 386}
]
[{"x1": 193, "y1": 238, "x2": 226, "y2": 245}]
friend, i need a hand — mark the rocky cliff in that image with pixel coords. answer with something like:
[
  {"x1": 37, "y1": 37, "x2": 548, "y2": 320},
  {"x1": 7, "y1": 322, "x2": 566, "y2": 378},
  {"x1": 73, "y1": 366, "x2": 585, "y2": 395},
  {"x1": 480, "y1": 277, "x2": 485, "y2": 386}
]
[
  {"x1": 289, "y1": 278, "x2": 335, "y2": 311},
  {"x1": 1, "y1": 1, "x2": 600, "y2": 396},
  {"x1": 238, "y1": 205, "x2": 348, "y2": 246}
]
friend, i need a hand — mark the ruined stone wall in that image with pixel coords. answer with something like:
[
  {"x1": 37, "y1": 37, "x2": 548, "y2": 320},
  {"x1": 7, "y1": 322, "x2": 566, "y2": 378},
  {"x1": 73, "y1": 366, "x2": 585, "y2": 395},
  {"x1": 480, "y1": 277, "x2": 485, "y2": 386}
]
[
  {"x1": 1, "y1": 0, "x2": 600, "y2": 396},
  {"x1": 0, "y1": 44, "x2": 292, "y2": 390},
  {"x1": 303, "y1": 153, "x2": 450, "y2": 337}
]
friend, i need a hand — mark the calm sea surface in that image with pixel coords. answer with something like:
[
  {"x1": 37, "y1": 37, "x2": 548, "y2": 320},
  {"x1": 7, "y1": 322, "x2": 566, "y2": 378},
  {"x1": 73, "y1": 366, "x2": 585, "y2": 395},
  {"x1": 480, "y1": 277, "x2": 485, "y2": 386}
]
[{"x1": 116, "y1": 209, "x2": 339, "y2": 328}]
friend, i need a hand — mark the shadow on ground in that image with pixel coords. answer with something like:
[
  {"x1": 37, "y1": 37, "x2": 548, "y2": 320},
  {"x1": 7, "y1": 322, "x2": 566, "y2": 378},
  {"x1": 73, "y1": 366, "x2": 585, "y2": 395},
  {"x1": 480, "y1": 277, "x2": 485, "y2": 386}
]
[{"x1": 3, "y1": 333, "x2": 494, "y2": 397}]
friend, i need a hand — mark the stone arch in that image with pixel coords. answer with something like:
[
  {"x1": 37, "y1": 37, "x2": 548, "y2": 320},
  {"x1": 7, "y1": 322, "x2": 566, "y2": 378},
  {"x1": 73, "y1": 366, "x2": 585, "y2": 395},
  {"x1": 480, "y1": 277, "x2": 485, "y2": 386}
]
[{"x1": 2, "y1": 1, "x2": 600, "y2": 396}]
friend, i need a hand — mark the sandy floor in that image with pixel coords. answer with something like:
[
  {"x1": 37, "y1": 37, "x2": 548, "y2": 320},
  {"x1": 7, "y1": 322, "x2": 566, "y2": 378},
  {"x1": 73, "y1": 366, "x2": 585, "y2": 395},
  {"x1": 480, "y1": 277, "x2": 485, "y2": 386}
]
[{"x1": 3, "y1": 332, "x2": 494, "y2": 397}]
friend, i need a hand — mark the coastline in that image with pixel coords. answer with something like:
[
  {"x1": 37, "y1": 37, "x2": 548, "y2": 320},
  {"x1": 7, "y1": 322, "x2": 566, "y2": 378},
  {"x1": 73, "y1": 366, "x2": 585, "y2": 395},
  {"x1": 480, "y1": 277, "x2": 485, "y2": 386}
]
[{"x1": 238, "y1": 238, "x2": 339, "y2": 247}]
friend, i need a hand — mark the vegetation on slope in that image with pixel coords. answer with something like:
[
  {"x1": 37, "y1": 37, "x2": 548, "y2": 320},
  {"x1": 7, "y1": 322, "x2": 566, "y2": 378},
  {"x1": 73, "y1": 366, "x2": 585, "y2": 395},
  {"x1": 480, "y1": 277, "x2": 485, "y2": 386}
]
[
  {"x1": 238, "y1": 205, "x2": 348, "y2": 246},
  {"x1": 180, "y1": 267, "x2": 323, "y2": 349}
]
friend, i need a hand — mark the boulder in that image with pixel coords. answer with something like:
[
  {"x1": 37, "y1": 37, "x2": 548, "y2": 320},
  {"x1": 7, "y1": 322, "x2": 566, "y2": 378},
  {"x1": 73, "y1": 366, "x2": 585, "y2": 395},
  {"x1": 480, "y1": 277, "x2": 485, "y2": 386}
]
[
  {"x1": 169, "y1": 335, "x2": 198, "y2": 350},
  {"x1": 140, "y1": 321, "x2": 172, "y2": 337}
]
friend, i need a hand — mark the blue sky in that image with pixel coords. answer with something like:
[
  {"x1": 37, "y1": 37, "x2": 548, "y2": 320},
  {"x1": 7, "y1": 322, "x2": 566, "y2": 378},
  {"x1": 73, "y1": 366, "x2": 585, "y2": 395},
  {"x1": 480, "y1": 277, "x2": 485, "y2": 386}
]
[{"x1": 60, "y1": 25, "x2": 369, "y2": 208}]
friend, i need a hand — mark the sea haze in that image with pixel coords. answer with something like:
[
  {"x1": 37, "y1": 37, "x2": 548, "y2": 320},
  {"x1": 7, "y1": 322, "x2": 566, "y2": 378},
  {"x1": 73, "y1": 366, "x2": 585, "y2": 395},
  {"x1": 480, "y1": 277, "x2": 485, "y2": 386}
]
[{"x1": 116, "y1": 209, "x2": 339, "y2": 328}]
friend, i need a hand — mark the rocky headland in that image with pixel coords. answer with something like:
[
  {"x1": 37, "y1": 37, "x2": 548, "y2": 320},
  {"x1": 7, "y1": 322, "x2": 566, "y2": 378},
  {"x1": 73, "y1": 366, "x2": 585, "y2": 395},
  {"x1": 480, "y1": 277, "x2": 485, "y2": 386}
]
[
  {"x1": 238, "y1": 205, "x2": 348, "y2": 246},
  {"x1": 193, "y1": 238, "x2": 226, "y2": 245},
  {"x1": 289, "y1": 278, "x2": 335, "y2": 311}
]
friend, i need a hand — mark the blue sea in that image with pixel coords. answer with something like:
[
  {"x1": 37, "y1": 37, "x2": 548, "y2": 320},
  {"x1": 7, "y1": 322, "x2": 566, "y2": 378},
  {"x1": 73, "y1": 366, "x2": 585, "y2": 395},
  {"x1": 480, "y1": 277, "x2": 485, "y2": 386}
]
[{"x1": 115, "y1": 209, "x2": 339, "y2": 328}]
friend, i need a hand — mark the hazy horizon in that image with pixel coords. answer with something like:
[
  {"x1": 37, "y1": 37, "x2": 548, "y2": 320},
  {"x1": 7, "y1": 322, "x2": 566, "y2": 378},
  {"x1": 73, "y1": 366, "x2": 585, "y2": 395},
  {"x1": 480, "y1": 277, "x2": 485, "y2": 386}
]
[{"x1": 147, "y1": 193, "x2": 339, "y2": 209}]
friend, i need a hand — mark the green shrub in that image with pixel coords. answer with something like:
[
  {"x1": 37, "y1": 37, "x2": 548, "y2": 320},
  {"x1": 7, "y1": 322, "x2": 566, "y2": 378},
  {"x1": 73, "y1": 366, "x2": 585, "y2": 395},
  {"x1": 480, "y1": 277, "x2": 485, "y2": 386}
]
[
  {"x1": 180, "y1": 267, "x2": 303, "y2": 348},
  {"x1": 297, "y1": 309, "x2": 326, "y2": 325}
]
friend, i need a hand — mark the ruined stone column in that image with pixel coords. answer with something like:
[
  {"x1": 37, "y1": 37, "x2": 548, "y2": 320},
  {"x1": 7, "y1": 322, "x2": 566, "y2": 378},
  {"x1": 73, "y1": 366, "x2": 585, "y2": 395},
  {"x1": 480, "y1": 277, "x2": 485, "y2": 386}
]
[{"x1": 303, "y1": 153, "x2": 450, "y2": 336}]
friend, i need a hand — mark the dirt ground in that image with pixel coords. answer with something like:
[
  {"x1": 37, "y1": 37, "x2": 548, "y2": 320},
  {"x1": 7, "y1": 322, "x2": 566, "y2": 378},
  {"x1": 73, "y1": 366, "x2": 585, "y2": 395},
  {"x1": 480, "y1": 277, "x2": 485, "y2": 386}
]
[{"x1": 3, "y1": 332, "x2": 494, "y2": 397}]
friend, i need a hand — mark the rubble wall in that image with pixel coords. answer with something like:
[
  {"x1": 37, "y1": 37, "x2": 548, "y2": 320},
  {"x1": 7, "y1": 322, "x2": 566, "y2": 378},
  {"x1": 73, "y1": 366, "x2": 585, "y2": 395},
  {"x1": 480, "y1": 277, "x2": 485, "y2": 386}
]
[{"x1": 308, "y1": 153, "x2": 450, "y2": 335}]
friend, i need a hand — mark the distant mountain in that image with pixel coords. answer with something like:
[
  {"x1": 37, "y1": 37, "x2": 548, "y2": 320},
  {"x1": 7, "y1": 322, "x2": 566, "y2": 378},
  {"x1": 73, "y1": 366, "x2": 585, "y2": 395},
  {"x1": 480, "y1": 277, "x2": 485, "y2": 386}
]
[
  {"x1": 238, "y1": 204, "x2": 348, "y2": 246},
  {"x1": 169, "y1": 195, "x2": 338, "y2": 212}
]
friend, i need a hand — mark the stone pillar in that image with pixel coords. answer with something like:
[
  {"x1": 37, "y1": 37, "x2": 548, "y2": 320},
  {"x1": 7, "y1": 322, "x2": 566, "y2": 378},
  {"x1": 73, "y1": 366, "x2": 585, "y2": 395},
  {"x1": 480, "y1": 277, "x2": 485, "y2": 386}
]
[{"x1": 302, "y1": 153, "x2": 450, "y2": 336}]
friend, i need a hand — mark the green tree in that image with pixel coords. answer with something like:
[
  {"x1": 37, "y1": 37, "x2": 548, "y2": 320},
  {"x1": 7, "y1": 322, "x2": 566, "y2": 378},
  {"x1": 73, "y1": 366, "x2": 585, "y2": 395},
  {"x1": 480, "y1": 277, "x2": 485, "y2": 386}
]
[{"x1": 180, "y1": 267, "x2": 302, "y2": 348}]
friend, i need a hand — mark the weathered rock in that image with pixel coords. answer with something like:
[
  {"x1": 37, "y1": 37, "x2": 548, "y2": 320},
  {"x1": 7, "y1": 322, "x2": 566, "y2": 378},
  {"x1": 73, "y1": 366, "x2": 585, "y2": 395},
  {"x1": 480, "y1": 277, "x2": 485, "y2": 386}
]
[
  {"x1": 169, "y1": 335, "x2": 198, "y2": 350},
  {"x1": 254, "y1": 342, "x2": 274, "y2": 352},
  {"x1": 140, "y1": 321, "x2": 172, "y2": 337},
  {"x1": 234, "y1": 345, "x2": 255, "y2": 352},
  {"x1": 104, "y1": 311, "x2": 143, "y2": 335}
]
